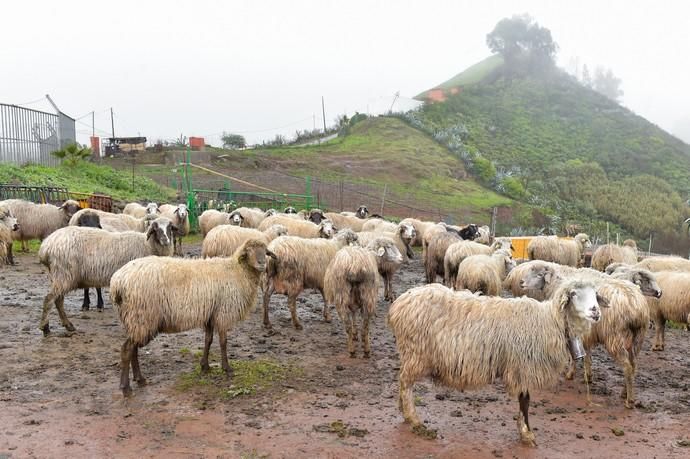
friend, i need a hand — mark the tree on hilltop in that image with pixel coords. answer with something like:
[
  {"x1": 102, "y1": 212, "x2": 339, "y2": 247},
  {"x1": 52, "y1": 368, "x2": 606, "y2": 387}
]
[{"x1": 486, "y1": 15, "x2": 558, "y2": 71}]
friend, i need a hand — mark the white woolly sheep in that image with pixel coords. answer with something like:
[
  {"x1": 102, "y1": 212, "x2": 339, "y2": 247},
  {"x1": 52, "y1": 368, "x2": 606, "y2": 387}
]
[
  {"x1": 324, "y1": 212, "x2": 367, "y2": 232},
  {"x1": 356, "y1": 224, "x2": 415, "y2": 262},
  {"x1": 123, "y1": 202, "x2": 159, "y2": 219},
  {"x1": 228, "y1": 206, "x2": 267, "y2": 228},
  {"x1": 424, "y1": 230, "x2": 462, "y2": 283},
  {"x1": 520, "y1": 262, "x2": 651, "y2": 408},
  {"x1": 202, "y1": 224, "x2": 287, "y2": 258},
  {"x1": 444, "y1": 238, "x2": 513, "y2": 287},
  {"x1": 262, "y1": 229, "x2": 359, "y2": 330},
  {"x1": 388, "y1": 280, "x2": 605, "y2": 446},
  {"x1": 199, "y1": 209, "x2": 233, "y2": 237},
  {"x1": 527, "y1": 233, "x2": 591, "y2": 267},
  {"x1": 160, "y1": 204, "x2": 190, "y2": 255},
  {"x1": 111, "y1": 239, "x2": 275, "y2": 396},
  {"x1": 635, "y1": 256, "x2": 690, "y2": 272},
  {"x1": 454, "y1": 248, "x2": 516, "y2": 295},
  {"x1": 365, "y1": 236, "x2": 404, "y2": 301},
  {"x1": 591, "y1": 240, "x2": 638, "y2": 271},
  {"x1": 0, "y1": 198, "x2": 81, "y2": 251},
  {"x1": 324, "y1": 245, "x2": 380, "y2": 358},
  {"x1": 0, "y1": 204, "x2": 19, "y2": 265},
  {"x1": 37, "y1": 217, "x2": 175, "y2": 335},
  {"x1": 258, "y1": 215, "x2": 334, "y2": 239},
  {"x1": 399, "y1": 218, "x2": 439, "y2": 247},
  {"x1": 361, "y1": 218, "x2": 397, "y2": 233},
  {"x1": 69, "y1": 208, "x2": 155, "y2": 233},
  {"x1": 474, "y1": 225, "x2": 491, "y2": 244},
  {"x1": 641, "y1": 270, "x2": 690, "y2": 351}
]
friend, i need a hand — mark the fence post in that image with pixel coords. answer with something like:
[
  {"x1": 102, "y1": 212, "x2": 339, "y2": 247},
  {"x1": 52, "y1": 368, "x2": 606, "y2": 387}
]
[{"x1": 305, "y1": 176, "x2": 312, "y2": 210}]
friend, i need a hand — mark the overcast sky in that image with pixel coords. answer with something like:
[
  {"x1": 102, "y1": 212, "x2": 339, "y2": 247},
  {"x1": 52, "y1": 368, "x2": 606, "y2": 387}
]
[{"x1": 2, "y1": 0, "x2": 689, "y2": 146}]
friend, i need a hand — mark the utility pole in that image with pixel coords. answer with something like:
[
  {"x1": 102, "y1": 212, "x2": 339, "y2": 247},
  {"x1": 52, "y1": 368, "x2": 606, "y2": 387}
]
[
  {"x1": 91, "y1": 111, "x2": 95, "y2": 137},
  {"x1": 110, "y1": 107, "x2": 115, "y2": 139},
  {"x1": 321, "y1": 96, "x2": 327, "y2": 133}
]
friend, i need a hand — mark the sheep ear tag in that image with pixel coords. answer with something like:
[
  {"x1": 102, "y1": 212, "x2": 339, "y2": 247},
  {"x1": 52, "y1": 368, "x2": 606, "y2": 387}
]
[{"x1": 377, "y1": 247, "x2": 385, "y2": 257}]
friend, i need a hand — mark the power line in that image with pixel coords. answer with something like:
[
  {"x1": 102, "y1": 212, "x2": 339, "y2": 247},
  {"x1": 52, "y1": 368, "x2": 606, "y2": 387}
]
[{"x1": 15, "y1": 96, "x2": 46, "y2": 106}]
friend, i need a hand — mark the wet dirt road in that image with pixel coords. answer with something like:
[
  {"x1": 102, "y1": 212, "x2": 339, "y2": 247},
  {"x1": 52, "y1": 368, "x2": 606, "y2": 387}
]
[{"x1": 1, "y1": 247, "x2": 689, "y2": 458}]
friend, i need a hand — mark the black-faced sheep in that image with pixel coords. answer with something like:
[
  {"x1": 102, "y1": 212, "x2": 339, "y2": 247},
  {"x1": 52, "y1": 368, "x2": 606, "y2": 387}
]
[
  {"x1": 111, "y1": 239, "x2": 275, "y2": 396},
  {"x1": 0, "y1": 198, "x2": 81, "y2": 251},
  {"x1": 262, "y1": 229, "x2": 358, "y2": 330},
  {"x1": 324, "y1": 246, "x2": 380, "y2": 358},
  {"x1": 388, "y1": 280, "x2": 606, "y2": 446},
  {"x1": 73, "y1": 211, "x2": 105, "y2": 310},
  {"x1": 37, "y1": 217, "x2": 175, "y2": 335},
  {"x1": 591, "y1": 240, "x2": 638, "y2": 271},
  {"x1": 527, "y1": 233, "x2": 591, "y2": 267}
]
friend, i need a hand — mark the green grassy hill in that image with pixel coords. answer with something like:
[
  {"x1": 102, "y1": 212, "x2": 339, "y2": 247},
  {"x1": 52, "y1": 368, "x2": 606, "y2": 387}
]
[
  {"x1": 410, "y1": 56, "x2": 690, "y2": 251},
  {"x1": 416, "y1": 55, "x2": 504, "y2": 98}
]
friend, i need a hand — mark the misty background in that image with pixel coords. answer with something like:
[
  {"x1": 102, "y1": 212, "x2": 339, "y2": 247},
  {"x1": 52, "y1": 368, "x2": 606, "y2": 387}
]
[{"x1": 2, "y1": 0, "x2": 689, "y2": 146}]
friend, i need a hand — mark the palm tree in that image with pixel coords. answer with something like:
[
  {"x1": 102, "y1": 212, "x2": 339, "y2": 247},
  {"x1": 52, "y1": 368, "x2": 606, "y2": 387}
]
[{"x1": 51, "y1": 143, "x2": 92, "y2": 167}]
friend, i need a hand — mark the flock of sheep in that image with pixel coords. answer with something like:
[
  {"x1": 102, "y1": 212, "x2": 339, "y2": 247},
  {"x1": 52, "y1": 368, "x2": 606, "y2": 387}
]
[{"x1": 1, "y1": 197, "x2": 690, "y2": 447}]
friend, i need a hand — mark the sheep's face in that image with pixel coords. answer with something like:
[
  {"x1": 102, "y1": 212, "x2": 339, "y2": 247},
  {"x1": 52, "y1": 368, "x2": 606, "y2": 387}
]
[
  {"x1": 504, "y1": 256, "x2": 517, "y2": 274},
  {"x1": 271, "y1": 224, "x2": 288, "y2": 237},
  {"x1": 520, "y1": 265, "x2": 556, "y2": 291},
  {"x1": 309, "y1": 209, "x2": 325, "y2": 224},
  {"x1": 265, "y1": 208, "x2": 277, "y2": 217},
  {"x1": 560, "y1": 282, "x2": 605, "y2": 325},
  {"x1": 284, "y1": 206, "x2": 296, "y2": 214},
  {"x1": 605, "y1": 262, "x2": 629, "y2": 275},
  {"x1": 240, "y1": 240, "x2": 276, "y2": 273},
  {"x1": 335, "y1": 228, "x2": 358, "y2": 245},
  {"x1": 0, "y1": 208, "x2": 19, "y2": 232},
  {"x1": 175, "y1": 204, "x2": 189, "y2": 220},
  {"x1": 319, "y1": 220, "x2": 335, "y2": 238},
  {"x1": 459, "y1": 224, "x2": 479, "y2": 240},
  {"x1": 398, "y1": 223, "x2": 416, "y2": 244},
  {"x1": 230, "y1": 211, "x2": 243, "y2": 226},
  {"x1": 622, "y1": 239, "x2": 637, "y2": 249},
  {"x1": 492, "y1": 238, "x2": 514, "y2": 252},
  {"x1": 146, "y1": 218, "x2": 173, "y2": 246},
  {"x1": 575, "y1": 233, "x2": 592, "y2": 249},
  {"x1": 376, "y1": 243, "x2": 403, "y2": 264},
  {"x1": 60, "y1": 200, "x2": 81, "y2": 217},
  {"x1": 145, "y1": 202, "x2": 160, "y2": 215},
  {"x1": 356, "y1": 205, "x2": 369, "y2": 219},
  {"x1": 631, "y1": 269, "x2": 662, "y2": 298}
]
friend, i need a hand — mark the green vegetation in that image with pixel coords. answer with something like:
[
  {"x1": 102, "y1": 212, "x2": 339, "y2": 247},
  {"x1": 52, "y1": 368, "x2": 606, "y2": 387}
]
[
  {"x1": 251, "y1": 117, "x2": 511, "y2": 215},
  {"x1": 421, "y1": 55, "x2": 503, "y2": 95},
  {"x1": 0, "y1": 161, "x2": 175, "y2": 202},
  {"x1": 51, "y1": 143, "x2": 92, "y2": 167},
  {"x1": 176, "y1": 358, "x2": 296, "y2": 400},
  {"x1": 410, "y1": 59, "x2": 690, "y2": 252}
]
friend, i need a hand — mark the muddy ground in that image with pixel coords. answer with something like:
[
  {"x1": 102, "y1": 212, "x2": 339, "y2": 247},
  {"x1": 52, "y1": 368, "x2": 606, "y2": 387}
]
[{"x1": 1, "y1": 244, "x2": 689, "y2": 459}]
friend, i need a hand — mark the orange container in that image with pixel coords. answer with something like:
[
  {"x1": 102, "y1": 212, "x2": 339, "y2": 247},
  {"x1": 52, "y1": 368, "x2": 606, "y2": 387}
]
[{"x1": 189, "y1": 137, "x2": 205, "y2": 150}]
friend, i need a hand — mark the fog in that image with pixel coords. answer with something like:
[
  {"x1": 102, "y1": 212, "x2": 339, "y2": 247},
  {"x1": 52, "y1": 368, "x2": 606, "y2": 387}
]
[{"x1": 2, "y1": 0, "x2": 689, "y2": 145}]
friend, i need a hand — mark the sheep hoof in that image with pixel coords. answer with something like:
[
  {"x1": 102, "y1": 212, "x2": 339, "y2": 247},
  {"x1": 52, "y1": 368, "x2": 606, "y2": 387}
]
[
  {"x1": 323, "y1": 316, "x2": 332, "y2": 323},
  {"x1": 65, "y1": 323, "x2": 76, "y2": 332},
  {"x1": 651, "y1": 344, "x2": 664, "y2": 351},
  {"x1": 624, "y1": 400, "x2": 634, "y2": 409},
  {"x1": 200, "y1": 364, "x2": 210, "y2": 374},
  {"x1": 363, "y1": 352, "x2": 371, "y2": 359},
  {"x1": 349, "y1": 352, "x2": 357, "y2": 358},
  {"x1": 81, "y1": 305, "x2": 90, "y2": 311},
  {"x1": 411, "y1": 423, "x2": 438, "y2": 440},
  {"x1": 97, "y1": 306, "x2": 104, "y2": 312},
  {"x1": 520, "y1": 431, "x2": 537, "y2": 447},
  {"x1": 121, "y1": 386, "x2": 133, "y2": 398},
  {"x1": 40, "y1": 324, "x2": 50, "y2": 337},
  {"x1": 263, "y1": 322, "x2": 273, "y2": 330},
  {"x1": 565, "y1": 371, "x2": 574, "y2": 380},
  {"x1": 136, "y1": 377, "x2": 147, "y2": 387},
  {"x1": 293, "y1": 323, "x2": 303, "y2": 331}
]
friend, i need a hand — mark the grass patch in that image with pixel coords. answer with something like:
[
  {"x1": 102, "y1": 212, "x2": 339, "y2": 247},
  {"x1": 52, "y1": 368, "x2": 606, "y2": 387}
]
[
  {"x1": 176, "y1": 358, "x2": 296, "y2": 400},
  {"x1": 12, "y1": 240, "x2": 41, "y2": 254},
  {"x1": 0, "y1": 161, "x2": 175, "y2": 202}
]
